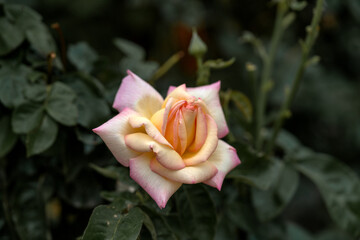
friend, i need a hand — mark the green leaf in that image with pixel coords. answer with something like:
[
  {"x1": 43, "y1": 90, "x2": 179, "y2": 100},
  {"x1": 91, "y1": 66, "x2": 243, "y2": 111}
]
[
  {"x1": 68, "y1": 42, "x2": 98, "y2": 73},
  {"x1": 290, "y1": 0, "x2": 307, "y2": 11},
  {"x1": 228, "y1": 143, "x2": 283, "y2": 190},
  {"x1": 306, "y1": 55, "x2": 321, "y2": 67},
  {"x1": 286, "y1": 222, "x2": 313, "y2": 240},
  {"x1": 89, "y1": 164, "x2": 126, "y2": 180},
  {"x1": 26, "y1": 114, "x2": 58, "y2": 157},
  {"x1": 203, "y1": 58, "x2": 235, "y2": 69},
  {"x1": 11, "y1": 182, "x2": 49, "y2": 240},
  {"x1": 252, "y1": 164, "x2": 299, "y2": 221},
  {"x1": 294, "y1": 153, "x2": 360, "y2": 237},
  {"x1": 114, "y1": 207, "x2": 147, "y2": 240},
  {"x1": 46, "y1": 82, "x2": 78, "y2": 126},
  {"x1": 25, "y1": 22, "x2": 57, "y2": 56},
  {"x1": 89, "y1": 164, "x2": 138, "y2": 191},
  {"x1": 0, "y1": 17, "x2": 24, "y2": 56},
  {"x1": 231, "y1": 91, "x2": 253, "y2": 122},
  {"x1": 0, "y1": 64, "x2": 32, "y2": 108},
  {"x1": 0, "y1": 115, "x2": 17, "y2": 157},
  {"x1": 226, "y1": 196, "x2": 259, "y2": 233},
  {"x1": 4, "y1": 4, "x2": 42, "y2": 30},
  {"x1": 146, "y1": 211, "x2": 177, "y2": 240},
  {"x1": 64, "y1": 78, "x2": 110, "y2": 129},
  {"x1": 77, "y1": 94, "x2": 110, "y2": 129},
  {"x1": 119, "y1": 58, "x2": 159, "y2": 80},
  {"x1": 82, "y1": 205, "x2": 146, "y2": 240},
  {"x1": 24, "y1": 82, "x2": 47, "y2": 102},
  {"x1": 282, "y1": 12, "x2": 296, "y2": 29},
  {"x1": 100, "y1": 191, "x2": 139, "y2": 204},
  {"x1": 75, "y1": 73, "x2": 105, "y2": 97},
  {"x1": 316, "y1": 229, "x2": 353, "y2": 240},
  {"x1": 81, "y1": 203, "x2": 124, "y2": 240},
  {"x1": 175, "y1": 185, "x2": 217, "y2": 240},
  {"x1": 12, "y1": 102, "x2": 44, "y2": 134},
  {"x1": 276, "y1": 130, "x2": 302, "y2": 153},
  {"x1": 142, "y1": 211, "x2": 157, "y2": 240},
  {"x1": 113, "y1": 38, "x2": 145, "y2": 60}
]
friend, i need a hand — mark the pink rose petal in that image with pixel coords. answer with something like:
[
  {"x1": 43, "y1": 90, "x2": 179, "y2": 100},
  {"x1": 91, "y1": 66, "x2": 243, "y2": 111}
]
[
  {"x1": 125, "y1": 133, "x2": 185, "y2": 170},
  {"x1": 183, "y1": 114, "x2": 218, "y2": 166},
  {"x1": 150, "y1": 158, "x2": 218, "y2": 184},
  {"x1": 203, "y1": 140, "x2": 241, "y2": 190},
  {"x1": 113, "y1": 70, "x2": 164, "y2": 118},
  {"x1": 129, "y1": 153, "x2": 182, "y2": 209},
  {"x1": 93, "y1": 108, "x2": 140, "y2": 167},
  {"x1": 186, "y1": 81, "x2": 229, "y2": 138}
]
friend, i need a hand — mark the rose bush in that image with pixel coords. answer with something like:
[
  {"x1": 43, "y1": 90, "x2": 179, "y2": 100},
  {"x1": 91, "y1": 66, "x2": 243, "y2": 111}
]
[{"x1": 93, "y1": 70, "x2": 240, "y2": 208}]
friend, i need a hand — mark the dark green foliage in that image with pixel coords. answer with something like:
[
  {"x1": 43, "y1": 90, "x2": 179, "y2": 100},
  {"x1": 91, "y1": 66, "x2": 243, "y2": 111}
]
[
  {"x1": 46, "y1": 82, "x2": 78, "y2": 126},
  {"x1": 228, "y1": 146, "x2": 283, "y2": 190},
  {"x1": 26, "y1": 114, "x2": 58, "y2": 157},
  {"x1": 12, "y1": 102, "x2": 44, "y2": 134},
  {"x1": 173, "y1": 185, "x2": 217, "y2": 240},
  {"x1": 294, "y1": 153, "x2": 360, "y2": 237},
  {"x1": 0, "y1": 65, "x2": 32, "y2": 108},
  {"x1": 68, "y1": 42, "x2": 98, "y2": 74},
  {"x1": 252, "y1": 164, "x2": 299, "y2": 221},
  {"x1": 0, "y1": 115, "x2": 17, "y2": 157},
  {"x1": 114, "y1": 38, "x2": 159, "y2": 80},
  {"x1": 0, "y1": 18, "x2": 24, "y2": 56}
]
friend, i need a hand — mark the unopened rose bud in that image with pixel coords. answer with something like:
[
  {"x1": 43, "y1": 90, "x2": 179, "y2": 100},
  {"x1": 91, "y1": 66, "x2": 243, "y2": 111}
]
[{"x1": 188, "y1": 29, "x2": 207, "y2": 58}]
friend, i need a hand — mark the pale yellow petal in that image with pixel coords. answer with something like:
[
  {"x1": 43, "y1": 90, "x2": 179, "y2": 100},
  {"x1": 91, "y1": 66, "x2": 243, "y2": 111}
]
[
  {"x1": 125, "y1": 133, "x2": 185, "y2": 170},
  {"x1": 183, "y1": 114, "x2": 218, "y2": 166},
  {"x1": 129, "y1": 153, "x2": 181, "y2": 209},
  {"x1": 129, "y1": 116, "x2": 172, "y2": 148},
  {"x1": 150, "y1": 158, "x2": 218, "y2": 184}
]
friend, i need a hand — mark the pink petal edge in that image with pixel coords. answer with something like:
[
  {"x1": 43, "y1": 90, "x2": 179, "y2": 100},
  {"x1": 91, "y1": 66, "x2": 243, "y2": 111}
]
[
  {"x1": 113, "y1": 70, "x2": 164, "y2": 118},
  {"x1": 92, "y1": 108, "x2": 140, "y2": 167},
  {"x1": 186, "y1": 81, "x2": 229, "y2": 138},
  {"x1": 203, "y1": 140, "x2": 241, "y2": 190},
  {"x1": 129, "y1": 153, "x2": 182, "y2": 209}
]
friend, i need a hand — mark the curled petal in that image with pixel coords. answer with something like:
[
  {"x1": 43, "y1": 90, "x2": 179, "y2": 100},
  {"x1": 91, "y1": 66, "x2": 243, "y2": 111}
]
[
  {"x1": 150, "y1": 108, "x2": 164, "y2": 132},
  {"x1": 113, "y1": 70, "x2": 164, "y2": 118},
  {"x1": 125, "y1": 133, "x2": 185, "y2": 170},
  {"x1": 150, "y1": 158, "x2": 218, "y2": 184},
  {"x1": 203, "y1": 140, "x2": 241, "y2": 190},
  {"x1": 162, "y1": 84, "x2": 191, "y2": 108},
  {"x1": 93, "y1": 108, "x2": 140, "y2": 167},
  {"x1": 161, "y1": 97, "x2": 176, "y2": 134},
  {"x1": 177, "y1": 110, "x2": 188, "y2": 155},
  {"x1": 129, "y1": 115, "x2": 172, "y2": 148},
  {"x1": 130, "y1": 153, "x2": 182, "y2": 209},
  {"x1": 181, "y1": 107, "x2": 197, "y2": 149},
  {"x1": 187, "y1": 107, "x2": 207, "y2": 153},
  {"x1": 183, "y1": 114, "x2": 218, "y2": 166},
  {"x1": 186, "y1": 81, "x2": 229, "y2": 138},
  {"x1": 166, "y1": 86, "x2": 176, "y2": 96}
]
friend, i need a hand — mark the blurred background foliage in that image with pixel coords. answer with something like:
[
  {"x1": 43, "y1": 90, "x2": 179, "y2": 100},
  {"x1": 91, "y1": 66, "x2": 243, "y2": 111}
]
[{"x1": 0, "y1": 0, "x2": 360, "y2": 239}]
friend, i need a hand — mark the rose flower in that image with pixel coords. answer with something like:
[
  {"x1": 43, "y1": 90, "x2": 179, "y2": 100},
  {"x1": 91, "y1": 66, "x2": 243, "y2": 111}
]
[{"x1": 93, "y1": 70, "x2": 241, "y2": 208}]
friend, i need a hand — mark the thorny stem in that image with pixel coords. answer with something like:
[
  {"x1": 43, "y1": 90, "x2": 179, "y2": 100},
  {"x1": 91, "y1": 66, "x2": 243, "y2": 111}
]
[
  {"x1": 255, "y1": 2, "x2": 288, "y2": 151},
  {"x1": 0, "y1": 158, "x2": 18, "y2": 240},
  {"x1": 51, "y1": 23, "x2": 67, "y2": 71},
  {"x1": 47, "y1": 52, "x2": 56, "y2": 83},
  {"x1": 266, "y1": 0, "x2": 324, "y2": 155}
]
